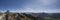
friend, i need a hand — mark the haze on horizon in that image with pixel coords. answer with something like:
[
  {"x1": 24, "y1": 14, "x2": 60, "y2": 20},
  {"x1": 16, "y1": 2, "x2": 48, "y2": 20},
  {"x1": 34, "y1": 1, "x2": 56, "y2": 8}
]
[{"x1": 0, "y1": 0, "x2": 60, "y2": 13}]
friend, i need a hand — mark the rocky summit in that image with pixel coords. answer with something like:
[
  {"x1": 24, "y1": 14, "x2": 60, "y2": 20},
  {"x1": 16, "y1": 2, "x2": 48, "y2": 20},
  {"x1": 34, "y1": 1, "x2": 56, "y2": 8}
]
[{"x1": 0, "y1": 10, "x2": 44, "y2": 20}]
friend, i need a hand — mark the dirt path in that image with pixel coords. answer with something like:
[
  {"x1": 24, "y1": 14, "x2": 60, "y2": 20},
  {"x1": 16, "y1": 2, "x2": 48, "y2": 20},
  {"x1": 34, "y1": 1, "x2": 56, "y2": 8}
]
[{"x1": 0, "y1": 14, "x2": 5, "y2": 20}]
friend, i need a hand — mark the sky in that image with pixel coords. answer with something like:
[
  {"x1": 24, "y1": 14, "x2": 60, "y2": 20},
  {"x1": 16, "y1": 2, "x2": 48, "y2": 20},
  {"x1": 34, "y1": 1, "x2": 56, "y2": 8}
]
[{"x1": 0, "y1": 0, "x2": 60, "y2": 13}]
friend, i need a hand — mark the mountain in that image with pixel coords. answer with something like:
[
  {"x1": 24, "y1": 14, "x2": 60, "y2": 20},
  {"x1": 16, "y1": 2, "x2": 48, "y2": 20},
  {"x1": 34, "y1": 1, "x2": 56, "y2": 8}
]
[
  {"x1": 29, "y1": 12, "x2": 49, "y2": 18},
  {"x1": 50, "y1": 13, "x2": 60, "y2": 18},
  {"x1": 28, "y1": 12, "x2": 60, "y2": 18}
]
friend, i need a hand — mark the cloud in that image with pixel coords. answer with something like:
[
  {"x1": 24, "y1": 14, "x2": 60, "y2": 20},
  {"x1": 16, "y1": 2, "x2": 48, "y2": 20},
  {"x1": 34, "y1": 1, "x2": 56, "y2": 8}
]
[
  {"x1": 10, "y1": 8, "x2": 60, "y2": 13},
  {"x1": 0, "y1": 0, "x2": 60, "y2": 13},
  {"x1": 20, "y1": 0, "x2": 60, "y2": 13}
]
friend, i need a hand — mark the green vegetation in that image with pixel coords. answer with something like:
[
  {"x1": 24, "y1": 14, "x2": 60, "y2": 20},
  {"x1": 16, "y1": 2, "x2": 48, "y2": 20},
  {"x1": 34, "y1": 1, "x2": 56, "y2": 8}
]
[
  {"x1": 44, "y1": 17, "x2": 60, "y2": 20},
  {"x1": 0, "y1": 13, "x2": 3, "y2": 16}
]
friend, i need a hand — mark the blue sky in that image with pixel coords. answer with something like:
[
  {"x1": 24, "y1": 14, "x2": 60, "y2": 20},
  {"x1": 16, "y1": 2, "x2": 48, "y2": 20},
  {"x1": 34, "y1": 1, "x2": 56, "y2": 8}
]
[{"x1": 0, "y1": 0, "x2": 60, "y2": 13}]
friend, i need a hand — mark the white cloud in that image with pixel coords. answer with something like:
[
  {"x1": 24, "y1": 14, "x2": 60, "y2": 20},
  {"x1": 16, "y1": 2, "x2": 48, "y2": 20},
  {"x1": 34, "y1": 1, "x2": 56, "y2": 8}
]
[
  {"x1": 0, "y1": 0, "x2": 59, "y2": 13},
  {"x1": 20, "y1": 0, "x2": 59, "y2": 13},
  {"x1": 10, "y1": 0, "x2": 59, "y2": 13}
]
